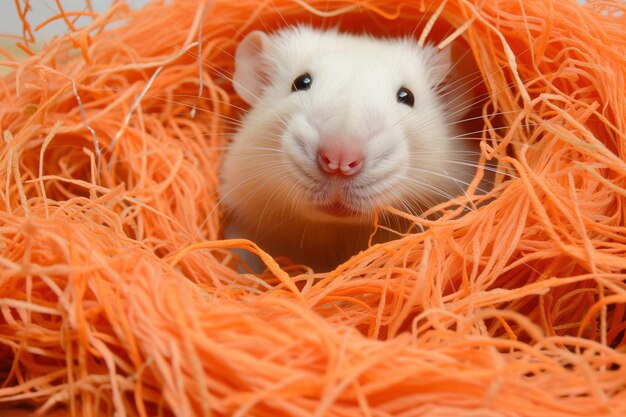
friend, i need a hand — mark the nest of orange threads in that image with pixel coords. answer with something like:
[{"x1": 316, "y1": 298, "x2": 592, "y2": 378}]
[{"x1": 1, "y1": 0, "x2": 625, "y2": 416}]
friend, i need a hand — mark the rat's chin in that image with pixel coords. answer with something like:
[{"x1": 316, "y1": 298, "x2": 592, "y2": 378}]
[
  {"x1": 316, "y1": 200, "x2": 360, "y2": 218},
  {"x1": 300, "y1": 197, "x2": 373, "y2": 223}
]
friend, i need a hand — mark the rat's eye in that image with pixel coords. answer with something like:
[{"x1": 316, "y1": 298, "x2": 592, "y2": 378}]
[
  {"x1": 396, "y1": 87, "x2": 415, "y2": 107},
  {"x1": 291, "y1": 73, "x2": 312, "y2": 92}
]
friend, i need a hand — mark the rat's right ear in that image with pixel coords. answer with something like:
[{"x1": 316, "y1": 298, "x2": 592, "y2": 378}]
[{"x1": 233, "y1": 31, "x2": 271, "y2": 105}]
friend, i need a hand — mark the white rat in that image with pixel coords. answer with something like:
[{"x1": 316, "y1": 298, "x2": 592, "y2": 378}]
[{"x1": 220, "y1": 26, "x2": 477, "y2": 271}]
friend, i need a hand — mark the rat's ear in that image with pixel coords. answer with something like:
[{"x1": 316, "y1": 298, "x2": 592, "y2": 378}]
[
  {"x1": 233, "y1": 31, "x2": 271, "y2": 105},
  {"x1": 433, "y1": 43, "x2": 477, "y2": 121},
  {"x1": 429, "y1": 46, "x2": 453, "y2": 88}
]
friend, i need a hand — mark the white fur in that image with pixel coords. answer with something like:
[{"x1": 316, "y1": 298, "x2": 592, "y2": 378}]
[{"x1": 221, "y1": 26, "x2": 475, "y2": 271}]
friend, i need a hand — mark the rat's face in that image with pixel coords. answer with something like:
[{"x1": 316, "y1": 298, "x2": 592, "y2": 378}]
[{"x1": 221, "y1": 26, "x2": 470, "y2": 226}]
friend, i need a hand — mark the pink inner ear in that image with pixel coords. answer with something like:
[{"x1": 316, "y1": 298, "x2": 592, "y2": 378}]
[{"x1": 233, "y1": 31, "x2": 271, "y2": 105}]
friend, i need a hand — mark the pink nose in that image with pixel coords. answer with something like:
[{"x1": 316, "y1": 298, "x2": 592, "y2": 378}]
[{"x1": 317, "y1": 147, "x2": 364, "y2": 176}]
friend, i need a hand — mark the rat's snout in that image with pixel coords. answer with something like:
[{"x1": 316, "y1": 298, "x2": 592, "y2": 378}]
[{"x1": 317, "y1": 146, "x2": 364, "y2": 176}]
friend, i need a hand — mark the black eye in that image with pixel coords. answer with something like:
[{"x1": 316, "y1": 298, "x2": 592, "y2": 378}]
[
  {"x1": 397, "y1": 87, "x2": 415, "y2": 107},
  {"x1": 291, "y1": 73, "x2": 312, "y2": 92}
]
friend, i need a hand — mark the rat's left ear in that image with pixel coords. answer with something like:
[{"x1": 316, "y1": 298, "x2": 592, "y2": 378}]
[
  {"x1": 429, "y1": 46, "x2": 454, "y2": 88},
  {"x1": 432, "y1": 44, "x2": 477, "y2": 121},
  {"x1": 233, "y1": 31, "x2": 271, "y2": 105}
]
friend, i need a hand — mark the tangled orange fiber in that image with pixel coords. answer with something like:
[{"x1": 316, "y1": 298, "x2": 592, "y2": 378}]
[{"x1": 1, "y1": 0, "x2": 626, "y2": 415}]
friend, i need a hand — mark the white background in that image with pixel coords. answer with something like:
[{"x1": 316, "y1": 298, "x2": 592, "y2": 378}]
[
  {"x1": 2, "y1": 0, "x2": 149, "y2": 39},
  {"x1": 1, "y1": 0, "x2": 589, "y2": 39}
]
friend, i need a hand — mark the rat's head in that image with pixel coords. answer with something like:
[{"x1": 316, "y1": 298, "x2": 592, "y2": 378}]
[{"x1": 221, "y1": 26, "x2": 472, "y2": 226}]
